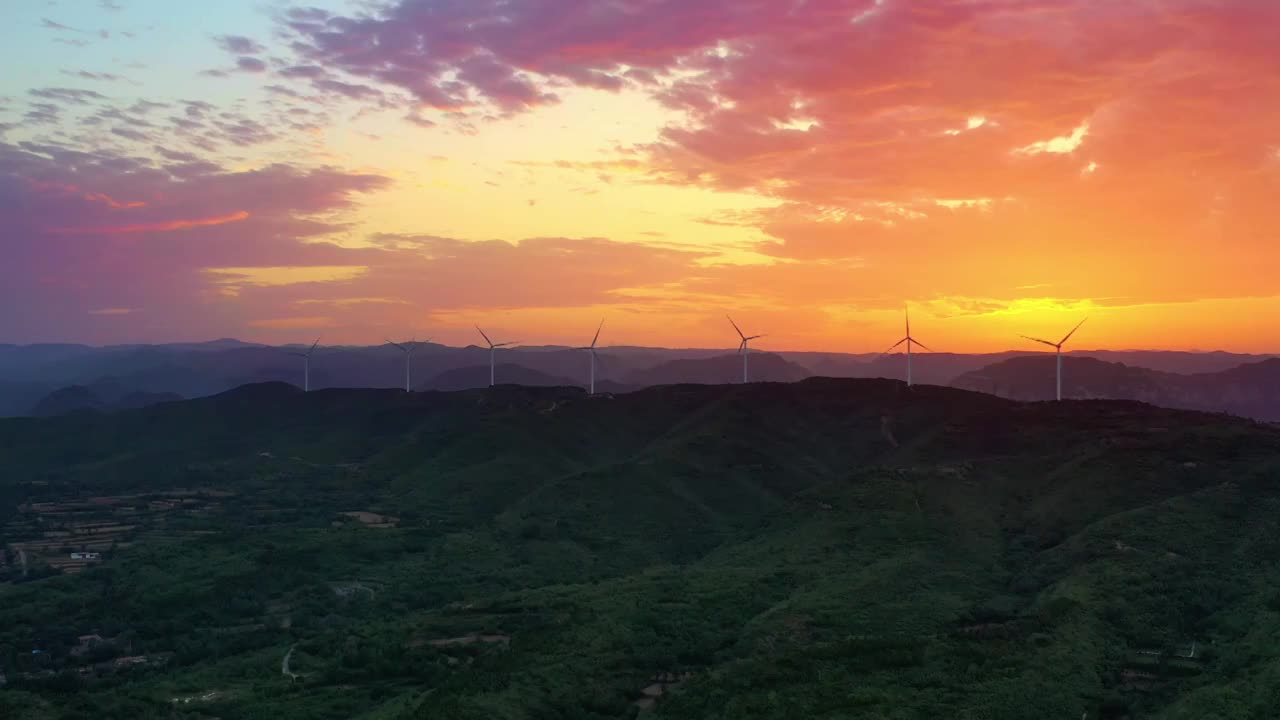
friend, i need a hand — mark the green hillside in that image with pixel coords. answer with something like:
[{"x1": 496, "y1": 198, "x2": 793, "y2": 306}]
[{"x1": 1, "y1": 379, "x2": 1279, "y2": 719}]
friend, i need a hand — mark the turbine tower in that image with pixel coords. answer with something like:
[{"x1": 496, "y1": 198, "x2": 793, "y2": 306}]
[
  {"x1": 385, "y1": 338, "x2": 423, "y2": 392},
  {"x1": 287, "y1": 337, "x2": 320, "y2": 392},
  {"x1": 882, "y1": 306, "x2": 934, "y2": 387},
  {"x1": 727, "y1": 315, "x2": 766, "y2": 384},
  {"x1": 574, "y1": 319, "x2": 604, "y2": 395},
  {"x1": 476, "y1": 326, "x2": 517, "y2": 387},
  {"x1": 1020, "y1": 318, "x2": 1087, "y2": 401}
]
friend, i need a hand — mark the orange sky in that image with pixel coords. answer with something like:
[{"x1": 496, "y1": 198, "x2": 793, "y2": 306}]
[{"x1": 3, "y1": 0, "x2": 1278, "y2": 352}]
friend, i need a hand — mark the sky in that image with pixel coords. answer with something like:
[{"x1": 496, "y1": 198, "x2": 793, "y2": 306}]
[{"x1": 1, "y1": 0, "x2": 1278, "y2": 353}]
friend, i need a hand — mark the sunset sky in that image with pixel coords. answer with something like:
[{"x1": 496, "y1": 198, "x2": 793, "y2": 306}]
[{"x1": 2, "y1": 0, "x2": 1278, "y2": 352}]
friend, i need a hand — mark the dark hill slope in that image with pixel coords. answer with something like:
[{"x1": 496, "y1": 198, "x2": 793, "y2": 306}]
[{"x1": 1, "y1": 380, "x2": 1279, "y2": 719}]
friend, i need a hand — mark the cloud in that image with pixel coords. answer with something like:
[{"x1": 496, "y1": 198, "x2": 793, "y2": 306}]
[
  {"x1": 260, "y1": 0, "x2": 1278, "y2": 314},
  {"x1": 1015, "y1": 121, "x2": 1090, "y2": 155},
  {"x1": 89, "y1": 307, "x2": 133, "y2": 315},
  {"x1": 205, "y1": 265, "x2": 368, "y2": 288},
  {"x1": 29, "y1": 87, "x2": 107, "y2": 105},
  {"x1": 110, "y1": 127, "x2": 153, "y2": 142},
  {"x1": 236, "y1": 56, "x2": 269, "y2": 73},
  {"x1": 47, "y1": 210, "x2": 251, "y2": 236},
  {"x1": 249, "y1": 316, "x2": 337, "y2": 329},
  {"x1": 0, "y1": 141, "x2": 715, "y2": 342},
  {"x1": 61, "y1": 70, "x2": 124, "y2": 82},
  {"x1": 215, "y1": 35, "x2": 266, "y2": 55},
  {"x1": 41, "y1": 18, "x2": 82, "y2": 33}
]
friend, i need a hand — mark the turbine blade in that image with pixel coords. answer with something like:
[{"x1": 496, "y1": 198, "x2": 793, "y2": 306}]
[
  {"x1": 911, "y1": 337, "x2": 936, "y2": 353},
  {"x1": 726, "y1": 315, "x2": 745, "y2": 340},
  {"x1": 385, "y1": 339, "x2": 406, "y2": 352},
  {"x1": 475, "y1": 325, "x2": 492, "y2": 347},
  {"x1": 1059, "y1": 317, "x2": 1088, "y2": 346},
  {"x1": 746, "y1": 334, "x2": 766, "y2": 341},
  {"x1": 309, "y1": 336, "x2": 321, "y2": 354},
  {"x1": 591, "y1": 318, "x2": 604, "y2": 348},
  {"x1": 881, "y1": 337, "x2": 908, "y2": 356},
  {"x1": 905, "y1": 305, "x2": 910, "y2": 337},
  {"x1": 1020, "y1": 334, "x2": 1058, "y2": 348}
]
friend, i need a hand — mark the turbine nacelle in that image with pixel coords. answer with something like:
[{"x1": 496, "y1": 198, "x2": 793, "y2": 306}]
[
  {"x1": 386, "y1": 336, "x2": 427, "y2": 392},
  {"x1": 881, "y1": 306, "x2": 934, "y2": 387},
  {"x1": 287, "y1": 337, "x2": 322, "y2": 392},
  {"x1": 477, "y1": 326, "x2": 518, "y2": 387},
  {"x1": 1019, "y1": 317, "x2": 1088, "y2": 401},
  {"x1": 575, "y1": 318, "x2": 606, "y2": 394},
  {"x1": 475, "y1": 326, "x2": 516, "y2": 350},
  {"x1": 287, "y1": 336, "x2": 321, "y2": 359},
  {"x1": 727, "y1": 316, "x2": 765, "y2": 382}
]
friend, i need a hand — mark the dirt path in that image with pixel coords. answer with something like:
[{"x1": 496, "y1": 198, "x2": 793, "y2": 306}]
[{"x1": 282, "y1": 644, "x2": 299, "y2": 680}]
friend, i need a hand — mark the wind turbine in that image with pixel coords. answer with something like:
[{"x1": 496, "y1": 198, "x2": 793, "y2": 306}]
[
  {"x1": 385, "y1": 338, "x2": 424, "y2": 392},
  {"x1": 476, "y1": 326, "x2": 518, "y2": 387},
  {"x1": 574, "y1": 318, "x2": 604, "y2": 395},
  {"x1": 882, "y1": 306, "x2": 933, "y2": 387},
  {"x1": 287, "y1": 337, "x2": 320, "y2": 392},
  {"x1": 727, "y1": 315, "x2": 766, "y2": 384},
  {"x1": 1020, "y1": 317, "x2": 1087, "y2": 401}
]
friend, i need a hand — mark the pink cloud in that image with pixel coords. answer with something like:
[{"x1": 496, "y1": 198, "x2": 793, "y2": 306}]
[
  {"x1": 47, "y1": 210, "x2": 250, "y2": 235},
  {"x1": 0, "y1": 141, "x2": 714, "y2": 343}
]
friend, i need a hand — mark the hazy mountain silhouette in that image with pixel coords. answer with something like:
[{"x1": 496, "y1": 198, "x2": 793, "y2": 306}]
[
  {"x1": 623, "y1": 352, "x2": 809, "y2": 386},
  {"x1": 953, "y1": 356, "x2": 1280, "y2": 421},
  {"x1": 28, "y1": 384, "x2": 183, "y2": 417},
  {"x1": 28, "y1": 385, "x2": 106, "y2": 416},
  {"x1": 418, "y1": 363, "x2": 578, "y2": 391},
  {"x1": 0, "y1": 340, "x2": 1275, "y2": 417}
]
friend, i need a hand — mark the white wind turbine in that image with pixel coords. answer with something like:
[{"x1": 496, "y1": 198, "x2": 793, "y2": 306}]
[
  {"x1": 574, "y1": 318, "x2": 605, "y2": 395},
  {"x1": 1020, "y1": 317, "x2": 1087, "y2": 401},
  {"x1": 882, "y1": 306, "x2": 934, "y2": 387},
  {"x1": 727, "y1": 315, "x2": 766, "y2": 384},
  {"x1": 385, "y1": 338, "x2": 426, "y2": 392},
  {"x1": 476, "y1": 326, "x2": 518, "y2": 387},
  {"x1": 287, "y1": 337, "x2": 320, "y2": 392}
]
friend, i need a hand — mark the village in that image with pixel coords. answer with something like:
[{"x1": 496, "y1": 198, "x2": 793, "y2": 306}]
[{"x1": 1, "y1": 488, "x2": 235, "y2": 581}]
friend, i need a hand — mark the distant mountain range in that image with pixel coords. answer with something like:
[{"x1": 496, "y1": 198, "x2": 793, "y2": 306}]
[
  {"x1": 0, "y1": 340, "x2": 1275, "y2": 420},
  {"x1": 953, "y1": 356, "x2": 1280, "y2": 421},
  {"x1": 28, "y1": 385, "x2": 183, "y2": 417}
]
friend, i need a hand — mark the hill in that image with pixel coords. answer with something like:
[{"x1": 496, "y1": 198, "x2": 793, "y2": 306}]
[
  {"x1": 2, "y1": 380, "x2": 1280, "y2": 717},
  {"x1": 624, "y1": 352, "x2": 809, "y2": 386},
  {"x1": 27, "y1": 385, "x2": 105, "y2": 416},
  {"x1": 417, "y1": 363, "x2": 579, "y2": 391},
  {"x1": 26, "y1": 385, "x2": 184, "y2": 417},
  {"x1": 954, "y1": 356, "x2": 1280, "y2": 421}
]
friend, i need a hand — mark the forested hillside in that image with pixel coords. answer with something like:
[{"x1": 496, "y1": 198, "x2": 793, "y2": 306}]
[{"x1": 2, "y1": 379, "x2": 1279, "y2": 719}]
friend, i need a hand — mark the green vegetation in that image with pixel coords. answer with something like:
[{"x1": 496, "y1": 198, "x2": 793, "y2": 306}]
[{"x1": 1, "y1": 379, "x2": 1279, "y2": 718}]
